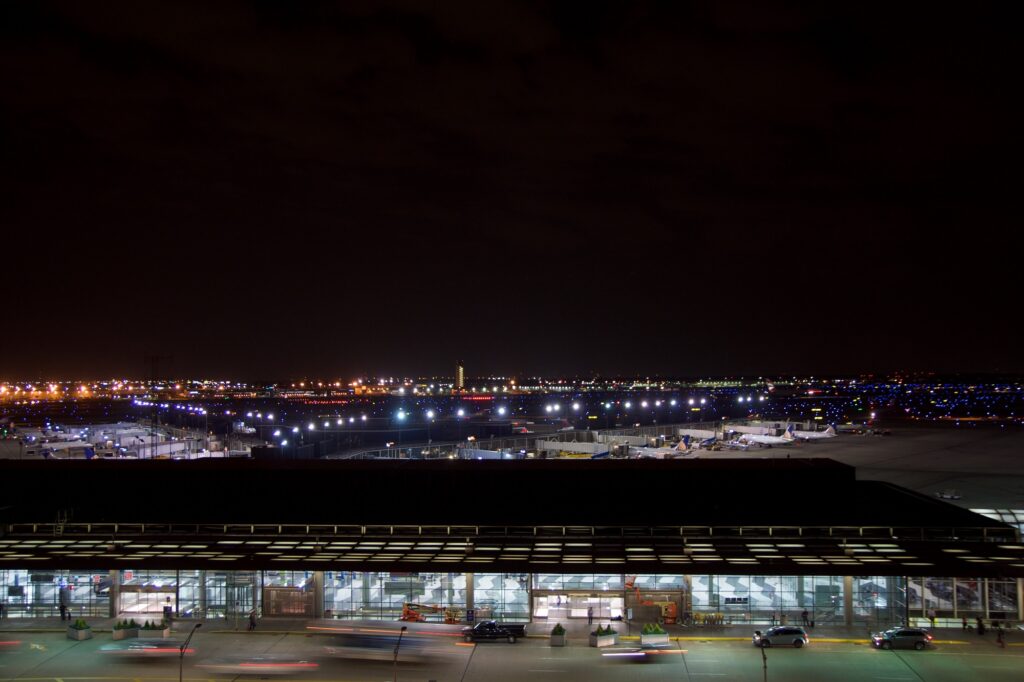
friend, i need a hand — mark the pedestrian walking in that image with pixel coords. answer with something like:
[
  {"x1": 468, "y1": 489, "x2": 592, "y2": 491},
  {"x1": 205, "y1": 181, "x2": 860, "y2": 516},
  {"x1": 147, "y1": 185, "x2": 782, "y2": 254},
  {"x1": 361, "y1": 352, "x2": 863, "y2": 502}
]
[
  {"x1": 976, "y1": 617, "x2": 986, "y2": 635},
  {"x1": 996, "y1": 624, "x2": 1004, "y2": 648},
  {"x1": 248, "y1": 609, "x2": 257, "y2": 631},
  {"x1": 801, "y1": 609, "x2": 809, "y2": 626},
  {"x1": 58, "y1": 603, "x2": 66, "y2": 621},
  {"x1": 587, "y1": 606, "x2": 594, "y2": 625},
  {"x1": 927, "y1": 607, "x2": 936, "y2": 629},
  {"x1": 962, "y1": 616, "x2": 968, "y2": 631}
]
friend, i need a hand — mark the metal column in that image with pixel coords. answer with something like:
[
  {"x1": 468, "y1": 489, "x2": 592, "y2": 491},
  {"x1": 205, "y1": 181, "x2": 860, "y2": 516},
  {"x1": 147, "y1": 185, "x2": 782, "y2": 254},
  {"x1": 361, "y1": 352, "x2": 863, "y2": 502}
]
[
  {"x1": 843, "y1": 576, "x2": 853, "y2": 627},
  {"x1": 465, "y1": 572, "x2": 474, "y2": 613},
  {"x1": 108, "y1": 570, "x2": 120, "y2": 619},
  {"x1": 313, "y1": 571, "x2": 325, "y2": 618}
]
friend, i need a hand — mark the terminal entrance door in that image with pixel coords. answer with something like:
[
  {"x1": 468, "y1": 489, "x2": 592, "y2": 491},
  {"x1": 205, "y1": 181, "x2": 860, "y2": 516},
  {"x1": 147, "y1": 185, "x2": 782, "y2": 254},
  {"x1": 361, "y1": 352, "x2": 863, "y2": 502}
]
[{"x1": 532, "y1": 592, "x2": 623, "y2": 620}]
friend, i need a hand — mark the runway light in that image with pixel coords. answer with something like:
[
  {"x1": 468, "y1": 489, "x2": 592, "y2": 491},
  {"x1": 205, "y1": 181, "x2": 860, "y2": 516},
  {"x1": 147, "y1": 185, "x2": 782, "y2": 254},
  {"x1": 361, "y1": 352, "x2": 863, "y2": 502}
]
[
  {"x1": 641, "y1": 401, "x2": 649, "y2": 408},
  {"x1": 545, "y1": 405, "x2": 553, "y2": 413},
  {"x1": 496, "y1": 407, "x2": 506, "y2": 416},
  {"x1": 308, "y1": 423, "x2": 316, "y2": 430},
  {"x1": 361, "y1": 415, "x2": 367, "y2": 422},
  {"x1": 700, "y1": 398, "x2": 706, "y2": 405},
  {"x1": 670, "y1": 399, "x2": 677, "y2": 406},
  {"x1": 572, "y1": 403, "x2": 580, "y2": 411},
  {"x1": 292, "y1": 427, "x2": 300, "y2": 434},
  {"x1": 323, "y1": 421, "x2": 330, "y2": 428},
  {"x1": 624, "y1": 402, "x2": 632, "y2": 409},
  {"x1": 688, "y1": 398, "x2": 695, "y2": 406},
  {"x1": 337, "y1": 418, "x2": 343, "y2": 425},
  {"x1": 396, "y1": 410, "x2": 406, "y2": 420},
  {"x1": 426, "y1": 410, "x2": 436, "y2": 419},
  {"x1": 457, "y1": 409, "x2": 465, "y2": 417}
]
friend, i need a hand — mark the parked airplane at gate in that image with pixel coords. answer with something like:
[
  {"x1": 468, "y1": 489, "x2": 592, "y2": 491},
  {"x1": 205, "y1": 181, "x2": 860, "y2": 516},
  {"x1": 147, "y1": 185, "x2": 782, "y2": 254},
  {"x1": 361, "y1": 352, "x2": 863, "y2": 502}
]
[
  {"x1": 786, "y1": 425, "x2": 837, "y2": 441},
  {"x1": 736, "y1": 426, "x2": 796, "y2": 447}
]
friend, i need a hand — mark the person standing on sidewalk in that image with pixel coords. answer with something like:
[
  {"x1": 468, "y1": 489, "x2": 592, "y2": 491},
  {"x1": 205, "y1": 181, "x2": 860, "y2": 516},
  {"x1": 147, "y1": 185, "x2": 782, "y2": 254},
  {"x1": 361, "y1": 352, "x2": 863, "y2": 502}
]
[
  {"x1": 587, "y1": 606, "x2": 593, "y2": 625},
  {"x1": 801, "y1": 609, "x2": 809, "y2": 626},
  {"x1": 996, "y1": 623, "x2": 1004, "y2": 648},
  {"x1": 962, "y1": 616, "x2": 968, "y2": 631},
  {"x1": 248, "y1": 609, "x2": 257, "y2": 631}
]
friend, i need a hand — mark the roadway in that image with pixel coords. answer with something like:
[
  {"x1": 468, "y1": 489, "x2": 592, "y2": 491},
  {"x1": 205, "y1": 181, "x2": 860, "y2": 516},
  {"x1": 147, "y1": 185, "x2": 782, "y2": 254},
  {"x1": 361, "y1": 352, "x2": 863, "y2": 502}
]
[{"x1": 2, "y1": 628, "x2": 1023, "y2": 681}]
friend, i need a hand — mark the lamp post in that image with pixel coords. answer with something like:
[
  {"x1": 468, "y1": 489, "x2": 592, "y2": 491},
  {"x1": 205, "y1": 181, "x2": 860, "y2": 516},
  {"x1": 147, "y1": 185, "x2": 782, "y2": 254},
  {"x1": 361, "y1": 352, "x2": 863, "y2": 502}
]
[
  {"x1": 426, "y1": 410, "x2": 435, "y2": 446},
  {"x1": 179, "y1": 622, "x2": 201, "y2": 682},
  {"x1": 392, "y1": 624, "x2": 407, "y2": 682}
]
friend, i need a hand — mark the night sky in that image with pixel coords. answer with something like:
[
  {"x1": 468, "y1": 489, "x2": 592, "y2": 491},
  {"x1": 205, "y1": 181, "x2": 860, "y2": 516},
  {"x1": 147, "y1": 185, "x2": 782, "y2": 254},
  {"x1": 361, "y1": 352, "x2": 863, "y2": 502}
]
[{"x1": 2, "y1": 2, "x2": 1021, "y2": 380}]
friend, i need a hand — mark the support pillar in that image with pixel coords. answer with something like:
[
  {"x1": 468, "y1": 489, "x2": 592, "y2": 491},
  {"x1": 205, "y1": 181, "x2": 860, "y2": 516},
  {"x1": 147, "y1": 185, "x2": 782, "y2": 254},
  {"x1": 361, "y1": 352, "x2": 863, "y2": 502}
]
[
  {"x1": 465, "y1": 572, "x2": 474, "y2": 613},
  {"x1": 843, "y1": 576, "x2": 853, "y2": 627},
  {"x1": 982, "y1": 577, "x2": 990, "y2": 620},
  {"x1": 198, "y1": 570, "x2": 207, "y2": 619},
  {"x1": 1017, "y1": 578, "x2": 1024, "y2": 622},
  {"x1": 108, "y1": 569, "x2": 120, "y2": 619},
  {"x1": 312, "y1": 571, "x2": 325, "y2": 618}
]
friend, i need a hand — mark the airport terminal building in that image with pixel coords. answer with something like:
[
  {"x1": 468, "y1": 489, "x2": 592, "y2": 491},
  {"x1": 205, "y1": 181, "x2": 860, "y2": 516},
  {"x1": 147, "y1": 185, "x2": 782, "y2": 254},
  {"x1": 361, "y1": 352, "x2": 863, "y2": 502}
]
[{"x1": 1, "y1": 459, "x2": 1022, "y2": 626}]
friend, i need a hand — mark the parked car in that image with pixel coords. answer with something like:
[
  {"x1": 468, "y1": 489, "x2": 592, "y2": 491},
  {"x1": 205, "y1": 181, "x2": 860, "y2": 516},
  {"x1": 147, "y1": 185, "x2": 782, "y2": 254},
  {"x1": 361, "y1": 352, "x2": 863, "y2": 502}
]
[
  {"x1": 871, "y1": 627, "x2": 933, "y2": 650},
  {"x1": 752, "y1": 626, "x2": 809, "y2": 648},
  {"x1": 461, "y1": 621, "x2": 527, "y2": 643}
]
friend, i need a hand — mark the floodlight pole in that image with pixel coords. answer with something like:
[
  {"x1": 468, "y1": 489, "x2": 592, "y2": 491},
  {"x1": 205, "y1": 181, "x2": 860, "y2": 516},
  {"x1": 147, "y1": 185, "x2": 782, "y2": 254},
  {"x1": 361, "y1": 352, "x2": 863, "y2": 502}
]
[
  {"x1": 179, "y1": 622, "x2": 201, "y2": 682},
  {"x1": 393, "y1": 624, "x2": 407, "y2": 682}
]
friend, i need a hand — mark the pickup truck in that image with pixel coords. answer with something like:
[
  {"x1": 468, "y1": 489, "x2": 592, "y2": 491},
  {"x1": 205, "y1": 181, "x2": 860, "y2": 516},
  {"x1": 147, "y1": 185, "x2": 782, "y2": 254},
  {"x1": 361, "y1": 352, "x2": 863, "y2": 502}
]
[{"x1": 461, "y1": 620, "x2": 527, "y2": 643}]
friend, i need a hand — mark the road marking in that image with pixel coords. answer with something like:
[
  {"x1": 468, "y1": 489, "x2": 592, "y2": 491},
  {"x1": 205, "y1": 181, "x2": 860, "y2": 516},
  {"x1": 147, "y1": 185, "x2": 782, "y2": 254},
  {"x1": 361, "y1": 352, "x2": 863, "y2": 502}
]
[
  {"x1": 874, "y1": 677, "x2": 914, "y2": 680},
  {"x1": 527, "y1": 669, "x2": 565, "y2": 673}
]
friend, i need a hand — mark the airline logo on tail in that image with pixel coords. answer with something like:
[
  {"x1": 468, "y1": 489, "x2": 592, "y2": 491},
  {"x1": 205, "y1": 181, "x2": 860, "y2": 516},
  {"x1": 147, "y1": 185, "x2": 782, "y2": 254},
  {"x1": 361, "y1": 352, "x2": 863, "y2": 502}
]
[
  {"x1": 782, "y1": 424, "x2": 796, "y2": 440},
  {"x1": 679, "y1": 435, "x2": 691, "y2": 449}
]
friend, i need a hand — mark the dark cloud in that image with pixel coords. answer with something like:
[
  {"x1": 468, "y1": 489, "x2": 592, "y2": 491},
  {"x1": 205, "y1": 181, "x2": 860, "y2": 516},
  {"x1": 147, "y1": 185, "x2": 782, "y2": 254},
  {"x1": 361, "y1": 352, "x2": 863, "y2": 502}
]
[{"x1": 1, "y1": 1, "x2": 1021, "y2": 378}]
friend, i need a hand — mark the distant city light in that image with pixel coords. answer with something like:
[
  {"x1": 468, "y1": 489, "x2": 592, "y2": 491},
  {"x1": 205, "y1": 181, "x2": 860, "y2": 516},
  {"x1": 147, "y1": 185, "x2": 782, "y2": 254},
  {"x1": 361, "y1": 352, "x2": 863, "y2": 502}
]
[{"x1": 572, "y1": 403, "x2": 580, "y2": 411}]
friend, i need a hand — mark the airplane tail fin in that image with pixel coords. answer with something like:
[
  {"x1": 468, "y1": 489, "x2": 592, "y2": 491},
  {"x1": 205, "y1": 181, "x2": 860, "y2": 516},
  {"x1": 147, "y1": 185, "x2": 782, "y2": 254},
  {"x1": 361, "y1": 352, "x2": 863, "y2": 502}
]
[
  {"x1": 680, "y1": 435, "x2": 691, "y2": 449},
  {"x1": 783, "y1": 424, "x2": 795, "y2": 440},
  {"x1": 824, "y1": 425, "x2": 836, "y2": 436}
]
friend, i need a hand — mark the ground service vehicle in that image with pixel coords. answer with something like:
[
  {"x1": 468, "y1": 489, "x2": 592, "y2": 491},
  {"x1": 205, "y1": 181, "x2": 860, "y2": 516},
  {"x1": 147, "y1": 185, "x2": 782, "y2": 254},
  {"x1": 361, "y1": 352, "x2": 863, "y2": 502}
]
[
  {"x1": 461, "y1": 620, "x2": 527, "y2": 643},
  {"x1": 400, "y1": 602, "x2": 463, "y2": 623},
  {"x1": 752, "y1": 626, "x2": 809, "y2": 648},
  {"x1": 871, "y1": 627, "x2": 933, "y2": 650}
]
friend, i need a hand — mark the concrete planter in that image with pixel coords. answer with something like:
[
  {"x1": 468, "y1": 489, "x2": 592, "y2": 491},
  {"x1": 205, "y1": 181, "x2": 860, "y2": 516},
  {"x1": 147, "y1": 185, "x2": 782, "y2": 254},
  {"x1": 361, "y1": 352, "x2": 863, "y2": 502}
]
[
  {"x1": 112, "y1": 627, "x2": 140, "y2": 640},
  {"x1": 550, "y1": 634, "x2": 567, "y2": 647},
  {"x1": 641, "y1": 633, "x2": 670, "y2": 646},
  {"x1": 140, "y1": 627, "x2": 171, "y2": 638},
  {"x1": 67, "y1": 627, "x2": 93, "y2": 641},
  {"x1": 589, "y1": 633, "x2": 618, "y2": 648}
]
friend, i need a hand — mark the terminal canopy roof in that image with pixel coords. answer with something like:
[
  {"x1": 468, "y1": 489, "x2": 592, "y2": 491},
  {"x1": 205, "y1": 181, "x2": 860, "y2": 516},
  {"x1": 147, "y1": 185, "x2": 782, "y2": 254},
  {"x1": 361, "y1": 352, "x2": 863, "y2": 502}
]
[{"x1": 1, "y1": 459, "x2": 1019, "y2": 576}]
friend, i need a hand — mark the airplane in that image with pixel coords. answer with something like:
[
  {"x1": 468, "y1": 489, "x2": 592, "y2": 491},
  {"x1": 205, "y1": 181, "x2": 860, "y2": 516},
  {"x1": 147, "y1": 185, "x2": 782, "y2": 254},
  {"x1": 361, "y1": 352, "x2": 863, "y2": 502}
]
[
  {"x1": 631, "y1": 435, "x2": 692, "y2": 459},
  {"x1": 735, "y1": 426, "x2": 796, "y2": 447},
  {"x1": 786, "y1": 425, "x2": 837, "y2": 441}
]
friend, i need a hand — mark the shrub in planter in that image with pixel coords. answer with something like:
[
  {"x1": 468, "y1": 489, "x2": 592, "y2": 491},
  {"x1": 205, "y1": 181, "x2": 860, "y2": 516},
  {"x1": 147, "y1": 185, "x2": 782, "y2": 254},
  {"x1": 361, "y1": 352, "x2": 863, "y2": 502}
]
[
  {"x1": 589, "y1": 625, "x2": 618, "y2": 647},
  {"x1": 640, "y1": 622, "x2": 670, "y2": 646},
  {"x1": 112, "y1": 618, "x2": 140, "y2": 640},
  {"x1": 141, "y1": 619, "x2": 171, "y2": 638},
  {"x1": 550, "y1": 623, "x2": 567, "y2": 646},
  {"x1": 67, "y1": 618, "x2": 93, "y2": 641}
]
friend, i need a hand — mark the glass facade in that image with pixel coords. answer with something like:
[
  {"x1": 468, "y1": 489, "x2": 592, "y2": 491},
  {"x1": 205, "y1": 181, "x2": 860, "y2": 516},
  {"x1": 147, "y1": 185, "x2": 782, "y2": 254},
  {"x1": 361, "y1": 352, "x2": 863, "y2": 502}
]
[
  {"x1": 0, "y1": 569, "x2": 110, "y2": 618},
  {"x1": 0, "y1": 569, "x2": 1018, "y2": 623},
  {"x1": 324, "y1": 571, "x2": 467, "y2": 620}
]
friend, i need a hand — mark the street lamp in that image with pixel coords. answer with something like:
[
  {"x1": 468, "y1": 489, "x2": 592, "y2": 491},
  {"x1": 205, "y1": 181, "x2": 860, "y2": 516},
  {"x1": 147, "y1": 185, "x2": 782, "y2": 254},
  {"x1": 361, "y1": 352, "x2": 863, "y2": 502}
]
[
  {"x1": 179, "y1": 622, "x2": 201, "y2": 682},
  {"x1": 426, "y1": 410, "x2": 435, "y2": 444},
  {"x1": 393, "y1": 625, "x2": 407, "y2": 682}
]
